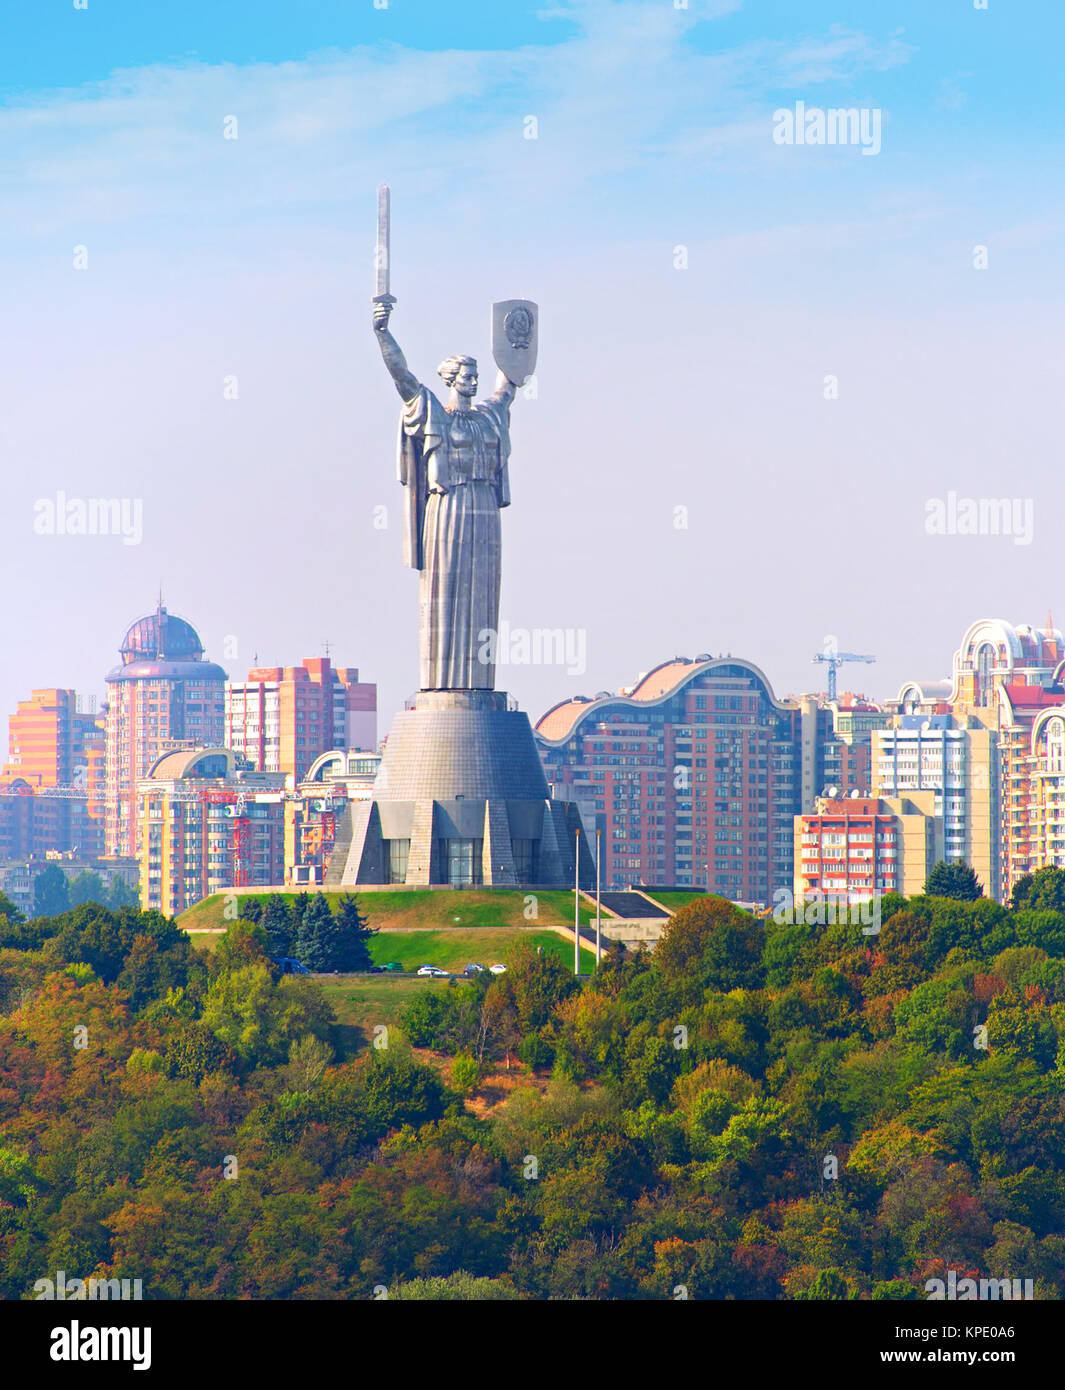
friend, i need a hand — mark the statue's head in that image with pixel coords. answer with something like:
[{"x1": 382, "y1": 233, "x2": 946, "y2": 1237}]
[{"x1": 437, "y1": 354, "x2": 478, "y2": 398}]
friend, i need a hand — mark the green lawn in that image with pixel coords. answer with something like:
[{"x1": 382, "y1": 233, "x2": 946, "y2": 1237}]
[
  {"x1": 178, "y1": 888, "x2": 595, "y2": 934},
  {"x1": 318, "y1": 974, "x2": 446, "y2": 1035},
  {"x1": 368, "y1": 928, "x2": 595, "y2": 974},
  {"x1": 641, "y1": 891, "x2": 707, "y2": 913},
  {"x1": 357, "y1": 889, "x2": 596, "y2": 931}
]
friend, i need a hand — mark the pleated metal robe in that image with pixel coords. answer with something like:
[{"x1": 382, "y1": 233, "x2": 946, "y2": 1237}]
[{"x1": 398, "y1": 386, "x2": 512, "y2": 690}]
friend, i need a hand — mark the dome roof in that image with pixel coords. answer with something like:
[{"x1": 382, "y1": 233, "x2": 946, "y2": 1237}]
[{"x1": 119, "y1": 604, "x2": 204, "y2": 664}]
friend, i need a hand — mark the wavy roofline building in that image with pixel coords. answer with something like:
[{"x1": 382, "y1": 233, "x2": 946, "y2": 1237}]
[{"x1": 535, "y1": 654, "x2": 815, "y2": 899}]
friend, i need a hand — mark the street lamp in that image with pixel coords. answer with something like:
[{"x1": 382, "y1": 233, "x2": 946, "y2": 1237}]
[{"x1": 574, "y1": 826, "x2": 581, "y2": 976}]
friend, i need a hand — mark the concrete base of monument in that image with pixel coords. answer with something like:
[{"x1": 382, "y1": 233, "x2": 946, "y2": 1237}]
[{"x1": 326, "y1": 689, "x2": 595, "y2": 889}]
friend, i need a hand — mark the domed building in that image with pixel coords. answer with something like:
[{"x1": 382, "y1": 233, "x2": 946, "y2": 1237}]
[
  {"x1": 115, "y1": 608, "x2": 208, "y2": 667},
  {"x1": 104, "y1": 601, "x2": 227, "y2": 858}
]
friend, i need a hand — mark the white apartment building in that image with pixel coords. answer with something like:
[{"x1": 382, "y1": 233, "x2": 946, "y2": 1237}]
[{"x1": 873, "y1": 715, "x2": 999, "y2": 899}]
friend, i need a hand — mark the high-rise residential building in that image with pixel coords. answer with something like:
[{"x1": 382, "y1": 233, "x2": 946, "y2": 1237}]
[
  {"x1": 997, "y1": 684, "x2": 1065, "y2": 901},
  {"x1": 225, "y1": 658, "x2": 377, "y2": 780},
  {"x1": 797, "y1": 694, "x2": 891, "y2": 811},
  {"x1": 1015, "y1": 709, "x2": 1065, "y2": 886},
  {"x1": 872, "y1": 716, "x2": 999, "y2": 899},
  {"x1": 893, "y1": 617, "x2": 1065, "y2": 903},
  {"x1": 105, "y1": 603, "x2": 226, "y2": 859},
  {"x1": 2, "y1": 688, "x2": 102, "y2": 788},
  {"x1": 0, "y1": 688, "x2": 107, "y2": 859},
  {"x1": 138, "y1": 748, "x2": 285, "y2": 915},
  {"x1": 536, "y1": 656, "x2": 807, "y2": 900},
  {"x1": 818, "y1": 698, "x2": 893, "y2": 798},
  {"x1": 83, "y1": 735, "x2": 107, "y2": 826},
  {"x1": 794, "y1": 793, "x2": 941, "y2": 906}
]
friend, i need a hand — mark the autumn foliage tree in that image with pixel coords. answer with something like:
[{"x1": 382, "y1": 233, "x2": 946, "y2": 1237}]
[{"x1": 655, "y1": 896, "x2": 765, "y2": 999}]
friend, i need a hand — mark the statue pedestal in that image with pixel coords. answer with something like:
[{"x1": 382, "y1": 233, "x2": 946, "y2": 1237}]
[{"x1": 327, "y1": 689, "x2": 592, "y2": 888}]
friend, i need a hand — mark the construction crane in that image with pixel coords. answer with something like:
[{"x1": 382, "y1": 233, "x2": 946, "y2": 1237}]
[{"x1": 812, "y1": 650, "x2": 876, "y2": 703}]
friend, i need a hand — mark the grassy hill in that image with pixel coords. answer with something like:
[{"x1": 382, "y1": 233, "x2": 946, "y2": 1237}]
[
  {"x1": 316, "y1": 931, "x2": 596, "y2": 1052},
  {"x1": 179, "y1": 888, "x2": 595, "y2": 934},
  {"x1": 190, "y1": 924, "x2": 595, "y2": 974},
  {"x1": 316, "y1": 974, "x2": 446, "y2": 1043}
]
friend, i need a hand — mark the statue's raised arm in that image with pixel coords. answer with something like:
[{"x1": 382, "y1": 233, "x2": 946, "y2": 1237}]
[
  {"x1": 372, "y1": 298, "x2": 420, "y2": 402},
  {"x1": 488, "y1": 369, "x2": 518, "y2": 410}
]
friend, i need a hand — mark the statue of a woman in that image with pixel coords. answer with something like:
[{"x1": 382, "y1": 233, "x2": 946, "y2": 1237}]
[{"x1": 373, "y1": 296, "x2": 520, "y2": 691}]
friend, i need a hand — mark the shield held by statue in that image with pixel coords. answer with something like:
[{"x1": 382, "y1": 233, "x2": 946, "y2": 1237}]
[{"x1": 491, "y1": 299, "x2": 538, "y2": 386}]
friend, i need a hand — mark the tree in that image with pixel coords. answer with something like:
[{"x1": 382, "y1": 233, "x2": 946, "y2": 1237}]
[
  {"x1": 871, "y1": 1279, "x2": 922, "y2": 1300},
  {"x1": 0, "y1": 891, "x2": 33, "y2": 948},
  {"x1": 33, "y1": 864, "x2": 70, "y2": 918},
  {"x1": 116, "y1": 933, "x2": 191, "y2": 1011},
  {"x1": 332, "y1": 894, "x2": 375, "y2": 971},
  {"x1": 402, "y1": 990, "x2": 459, "y2": 1048},
  {"x1": 655, "y1": 896, "x2": 765, "y2": 997},
  {"x1": 391, "y1": 1272, "x2": 520, "y2": 1300},
  {"x1": 43, "y1": 902, "x2": 194, "y2": 986},
  {"x1": 0, "y1": 1146, "x2": 43, "y2": 1208},
  {"x1": 201, "y1": 963, "x2": 332, "y2": 1065},
  {"x1": 450, "y1": 1055, "x2": 480, "y2": 1092},
  {"x1": 289, "y1": 892, "x2": 311, "y2": 942},
  {"x1": 0, "y1": 891, "x2": 24, "y2": 925},
  {"x1": 259, "y1": 895, "x2": 295, "y2": 957},
  {"x1": 1012, "y1": 866, "x2": 1065, "y2": 914},
  {"x1": 482, "y1": 937, "x2": 577, "y2": 1068},
  {"x1": 213, "y1": 920, "x2": 274, "y2": 975},
  {"x1": 294, "y1": 893, "x2": 335, "y2": 972},
  {"x1": 163, "y1": 1021, "x2": 237, "y2": 1082},
  {"x1": 107, "y1": 876, "x2": 139, "y2": 911},
  {"x1": 792, "y1": 1268, "x2": 850, "y2": 1300},
  {"x1": 359, "y1": 1051, "x2": 451, "y2": 1134},
  {"x1": 69, "y1": 870, "x2": 107, "y2": 907},
  {"x1": 925, "y1": 861, "x2": 983, "y2": 901}
]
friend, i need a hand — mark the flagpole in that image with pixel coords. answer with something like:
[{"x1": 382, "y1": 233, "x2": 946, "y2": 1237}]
[{"x1": 595, "y1": 829, "x2": 601, "y2": 969}]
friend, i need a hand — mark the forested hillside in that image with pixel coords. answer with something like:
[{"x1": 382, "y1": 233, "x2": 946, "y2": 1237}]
[{"x1": 2, "y1": 877, "x2": 1065, "y2": 1300}]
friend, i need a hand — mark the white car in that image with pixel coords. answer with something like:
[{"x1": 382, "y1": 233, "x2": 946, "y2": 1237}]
[
  {"x1": 417, "y1": 965, "x2": 450, "y2": 978},
  {"x1": 416, "y1": 965, "x2": 435, "y2": 976},
  {"x1": 488, "y1": 963, "x2": 507, "y2": 975}
]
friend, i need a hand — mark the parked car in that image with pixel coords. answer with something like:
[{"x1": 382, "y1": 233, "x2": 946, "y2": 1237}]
[
  {"x1": 417, "y1": 964, "x2": 450, "y2": 978},
  {"x1": 488, "y1": 963, "x2": 507, "y2": 975},
  {"x1": 382, "y1": 962, "x2": 404, "y2": 973},
  {"x1": 275, "y1": 957, "x2": 311, "y2": 975},
  {"x1": 463, "y1": 962, "x2": 486, "y2": 975}
]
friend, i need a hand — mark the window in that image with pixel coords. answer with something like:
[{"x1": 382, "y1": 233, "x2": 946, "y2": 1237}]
[
  {"x1": 444, "y1": 834, "x2": 486, "y2": 889},
  {"x1": 1048, "y1": 718, "x2": 1065, "y2": 774},
  {"x1": 512, "y1": 839, "x2": 536, "y2": 881},
  {"x1": 387, "y1": 838, "x2": 410, "y2": 884}
]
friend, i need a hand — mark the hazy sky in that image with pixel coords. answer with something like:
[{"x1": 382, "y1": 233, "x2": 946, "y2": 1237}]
[{"x1": 3, "y1": 0, "x2": 1063, "y2": 738}]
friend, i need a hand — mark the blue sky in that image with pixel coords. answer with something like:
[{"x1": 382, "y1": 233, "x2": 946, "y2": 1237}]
[{"x1": 2, "y1": 0, "x2": 1064, "y2": 733}]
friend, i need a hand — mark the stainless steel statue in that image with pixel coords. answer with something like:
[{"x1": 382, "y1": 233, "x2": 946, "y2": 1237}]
[{"x1": 371, "y1": 185, "x2": 537, "y2": 691}]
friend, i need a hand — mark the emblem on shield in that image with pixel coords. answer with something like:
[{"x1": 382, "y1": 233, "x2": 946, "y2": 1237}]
[{"x1": 491, "y1": 299, "x2": 538, "y2": 386}]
